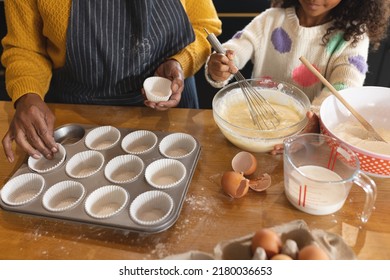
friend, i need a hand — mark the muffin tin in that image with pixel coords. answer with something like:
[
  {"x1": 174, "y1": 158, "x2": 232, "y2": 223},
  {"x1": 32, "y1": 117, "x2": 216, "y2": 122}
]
[{"x1": 0, "y1": 124, "x2": 201, "y2": 233}]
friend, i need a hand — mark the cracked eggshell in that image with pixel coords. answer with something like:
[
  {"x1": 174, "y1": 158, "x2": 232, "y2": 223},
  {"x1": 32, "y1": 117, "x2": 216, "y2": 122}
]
[
  {"x1": 221, "y1": 171, "x2": 249, "y2": 198},
  {"x1": 231, "y1": 151, "x2": 257, "y2": 176},
  {"x1": 249, "y1": 173, "x2": 272, "y2": 192}
]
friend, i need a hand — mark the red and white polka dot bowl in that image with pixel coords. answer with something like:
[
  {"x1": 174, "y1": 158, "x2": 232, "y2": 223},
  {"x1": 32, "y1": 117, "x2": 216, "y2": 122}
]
[{"x1": 319, "y1": 86, "x2": 390, "y2": 178}]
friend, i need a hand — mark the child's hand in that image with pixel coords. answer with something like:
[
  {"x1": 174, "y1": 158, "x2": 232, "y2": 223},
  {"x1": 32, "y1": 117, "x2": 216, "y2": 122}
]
[
  {"x1": 270, "y1": 111, "x2": 320, "y2": 155},
  {"x1": 207, "y1": 50, "x2": 238, "y2": 82},
  {"x1": 301, "y1": 111, "x2": 320, "y2": 134}
]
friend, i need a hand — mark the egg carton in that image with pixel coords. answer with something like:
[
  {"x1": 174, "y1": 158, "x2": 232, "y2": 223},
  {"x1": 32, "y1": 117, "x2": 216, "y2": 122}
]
[
  {"x1": 164, "y1": 220, "x2": 356, "y2": 260},
  {"x1": 0, "y1": 123, "x2": 201, "y2": 233}
]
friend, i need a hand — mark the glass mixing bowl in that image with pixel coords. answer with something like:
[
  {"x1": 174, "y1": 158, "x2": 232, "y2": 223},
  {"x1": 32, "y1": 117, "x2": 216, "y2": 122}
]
[{"x1": 212, "y1": 78, "x2": 310, "y2": 152}]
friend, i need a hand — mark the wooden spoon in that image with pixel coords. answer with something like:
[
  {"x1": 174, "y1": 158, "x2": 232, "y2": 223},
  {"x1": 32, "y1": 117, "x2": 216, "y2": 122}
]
[{"x1": 299, "y1": 56, "x2": 387, "y2": 143}]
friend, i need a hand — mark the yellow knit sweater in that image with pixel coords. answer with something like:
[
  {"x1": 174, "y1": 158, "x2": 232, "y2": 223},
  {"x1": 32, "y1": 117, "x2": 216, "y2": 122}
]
[{"x1": 1, "y1": 0, "x2": 221, "y2": 103}]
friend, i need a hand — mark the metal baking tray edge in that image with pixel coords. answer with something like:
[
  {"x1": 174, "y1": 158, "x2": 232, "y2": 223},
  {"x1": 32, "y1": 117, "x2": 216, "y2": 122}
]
[{"x1": 0, "y1": 123, "x2": 202, "y2": 234}]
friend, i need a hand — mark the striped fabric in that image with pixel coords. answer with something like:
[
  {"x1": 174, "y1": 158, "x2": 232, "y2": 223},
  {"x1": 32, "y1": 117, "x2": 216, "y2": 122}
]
[
  {"x1": 46, "y1": 0, "x2": 194, "y2": 105},
  {"x1": 179, "y1": 76, "x2": 199, "y2": 108}
]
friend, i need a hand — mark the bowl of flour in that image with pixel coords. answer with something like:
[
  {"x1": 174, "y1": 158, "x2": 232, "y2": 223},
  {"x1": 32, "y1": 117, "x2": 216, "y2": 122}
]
[{"x1": 320, "y1": 86, "x2": 390, "y2": 178}]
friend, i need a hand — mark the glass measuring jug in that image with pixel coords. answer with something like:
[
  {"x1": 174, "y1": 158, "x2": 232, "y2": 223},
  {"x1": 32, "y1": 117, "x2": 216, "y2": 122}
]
[{"x1": 283, "y1": 133, "x2": 377, "y2": 223}]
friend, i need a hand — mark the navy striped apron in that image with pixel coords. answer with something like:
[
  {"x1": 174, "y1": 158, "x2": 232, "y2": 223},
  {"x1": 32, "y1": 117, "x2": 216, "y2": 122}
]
[{"x1": 46, "y1": 0, "x2": 195, "y2": 106}]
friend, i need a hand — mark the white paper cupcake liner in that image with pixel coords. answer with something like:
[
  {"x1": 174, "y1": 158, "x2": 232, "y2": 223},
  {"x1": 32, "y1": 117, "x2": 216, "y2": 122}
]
[
  {"x1": 0, "y1": 173, "x2": 45, "y2": 206},
  {"x1": 85, "y1": 125, "x2": 121, "y2": 150},
  {"x1": 84, "y1": 185, "x2": 129, "y2": 219},
  {"x1": 104, "y1": 154, "x2": 144, "y2": 184},
  {"x1": 159, "y1": 133, "x2": 197, "y2": 159},
  {"x1": 144, "y1": 158, "x2": 187, "y2": 189},
  {"x1": 65, "y1": 150, "x2": 104, "y2": 179},
  {"x1": 129, "y1": 190, "x2": 174, "y2": 226},
  {"x1": 42, "y1": 180, "x2": 86, "y2": 212},
  {"x1": 121, "y1": 130, "x2": 158, "y2": 154},
  {"x1": 143, "y1": 76, "x2": 172, "y2": 102},
  {"x1": 28, "y1": 143, "x2": 66, "y2": 173}
]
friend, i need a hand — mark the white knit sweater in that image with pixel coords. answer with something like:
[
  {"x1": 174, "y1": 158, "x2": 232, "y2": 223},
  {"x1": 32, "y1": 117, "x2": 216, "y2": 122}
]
[{"x1": 205, "y1": 7, "x2": 369, "y2": 112}]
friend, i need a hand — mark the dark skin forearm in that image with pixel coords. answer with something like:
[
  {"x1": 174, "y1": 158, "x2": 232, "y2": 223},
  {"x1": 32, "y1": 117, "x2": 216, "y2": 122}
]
[{"x1": 2, "y1": 93, "x2": 58, "y2": 162}]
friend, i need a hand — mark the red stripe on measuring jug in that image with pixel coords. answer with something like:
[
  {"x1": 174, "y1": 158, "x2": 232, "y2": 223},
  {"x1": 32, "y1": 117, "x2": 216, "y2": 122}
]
[
  {"x1": 298, "y1": 185, "x2": 307, "y2": 207},
  {"x1": 327, "y1": 146, "x2": 337, "y2": 170}
]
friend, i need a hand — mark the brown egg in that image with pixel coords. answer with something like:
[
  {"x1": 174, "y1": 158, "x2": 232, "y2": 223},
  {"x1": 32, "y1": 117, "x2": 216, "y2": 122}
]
[
  {"x1": 298, "y1": 244, "x2": 330, "y2": 260},
  {"x1": 271, "y1": 254, "x2": 293, "y2": 260},
  {"x1": 221, "y1": 171, "x2": 249, "y2": 198},
  {"x1": 251, "y1": 228, "x2": 282, "y2": 258},
  {"x1": 231, "y1": 151, "x2": 257, "y2": 176}
]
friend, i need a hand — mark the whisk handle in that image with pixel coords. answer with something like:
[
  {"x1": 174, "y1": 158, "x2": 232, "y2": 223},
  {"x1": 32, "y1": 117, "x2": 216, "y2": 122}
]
[{"x1": 204, "y1": 29, "x2": 226, "y2": 54}]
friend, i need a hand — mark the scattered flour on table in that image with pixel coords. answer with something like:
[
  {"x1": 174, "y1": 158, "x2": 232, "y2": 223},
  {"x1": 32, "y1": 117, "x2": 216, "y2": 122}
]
[
  {"x1": 148, "y1": 194, "x2": 220, "y2": 259},
  {"x1": 17, "y1": 192, "x2": 219, "y2": 259},
  {"x1": 185, "y1": 194, "x2": 215, "y2": 214}
]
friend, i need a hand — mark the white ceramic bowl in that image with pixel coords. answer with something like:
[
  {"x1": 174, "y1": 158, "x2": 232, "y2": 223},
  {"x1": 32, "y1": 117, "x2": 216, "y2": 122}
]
[
  {"x1": 212, "y1": 78, "x2": 310, "y2": 152},
  {"x1": 320, "y1": 86, "x2": 390, "y2": 178}
]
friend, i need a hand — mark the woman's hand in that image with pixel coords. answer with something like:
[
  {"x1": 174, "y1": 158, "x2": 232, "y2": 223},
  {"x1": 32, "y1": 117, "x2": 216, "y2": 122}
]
[
  {"x1": 2, "y1": 93, "x2": 58, "y2": 162},
  {"x1": 270, "y1": 111, "x2": 320, "y2": 155},
  {"x1": 207, "y1": 50, "x2": 238, "y2": 82},
  {"x1": 144, "y1": 59, "x2": 184, "y2": 111}
]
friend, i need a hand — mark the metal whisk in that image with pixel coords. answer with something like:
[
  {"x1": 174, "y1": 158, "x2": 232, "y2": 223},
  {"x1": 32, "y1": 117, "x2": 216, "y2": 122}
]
[{"x1": 205, "y1": 29, "x2": 280, "y2": 130}]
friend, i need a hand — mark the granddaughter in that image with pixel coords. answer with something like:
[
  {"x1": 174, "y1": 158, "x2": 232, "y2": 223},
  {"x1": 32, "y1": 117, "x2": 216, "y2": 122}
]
[{"x1": 205, "y1": 0, "x2": 390, "y2": 154}]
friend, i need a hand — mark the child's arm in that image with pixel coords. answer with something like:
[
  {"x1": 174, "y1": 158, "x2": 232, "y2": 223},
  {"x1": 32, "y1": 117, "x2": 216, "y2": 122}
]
[{"x1": 205, "y1": 12, "x2": 265, "y2": 88}]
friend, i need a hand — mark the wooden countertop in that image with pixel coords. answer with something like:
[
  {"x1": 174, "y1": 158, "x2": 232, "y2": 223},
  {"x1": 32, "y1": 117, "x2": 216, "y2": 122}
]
[{"x1": 0, "y1": 101, "x2": 389, "y2": 260}]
